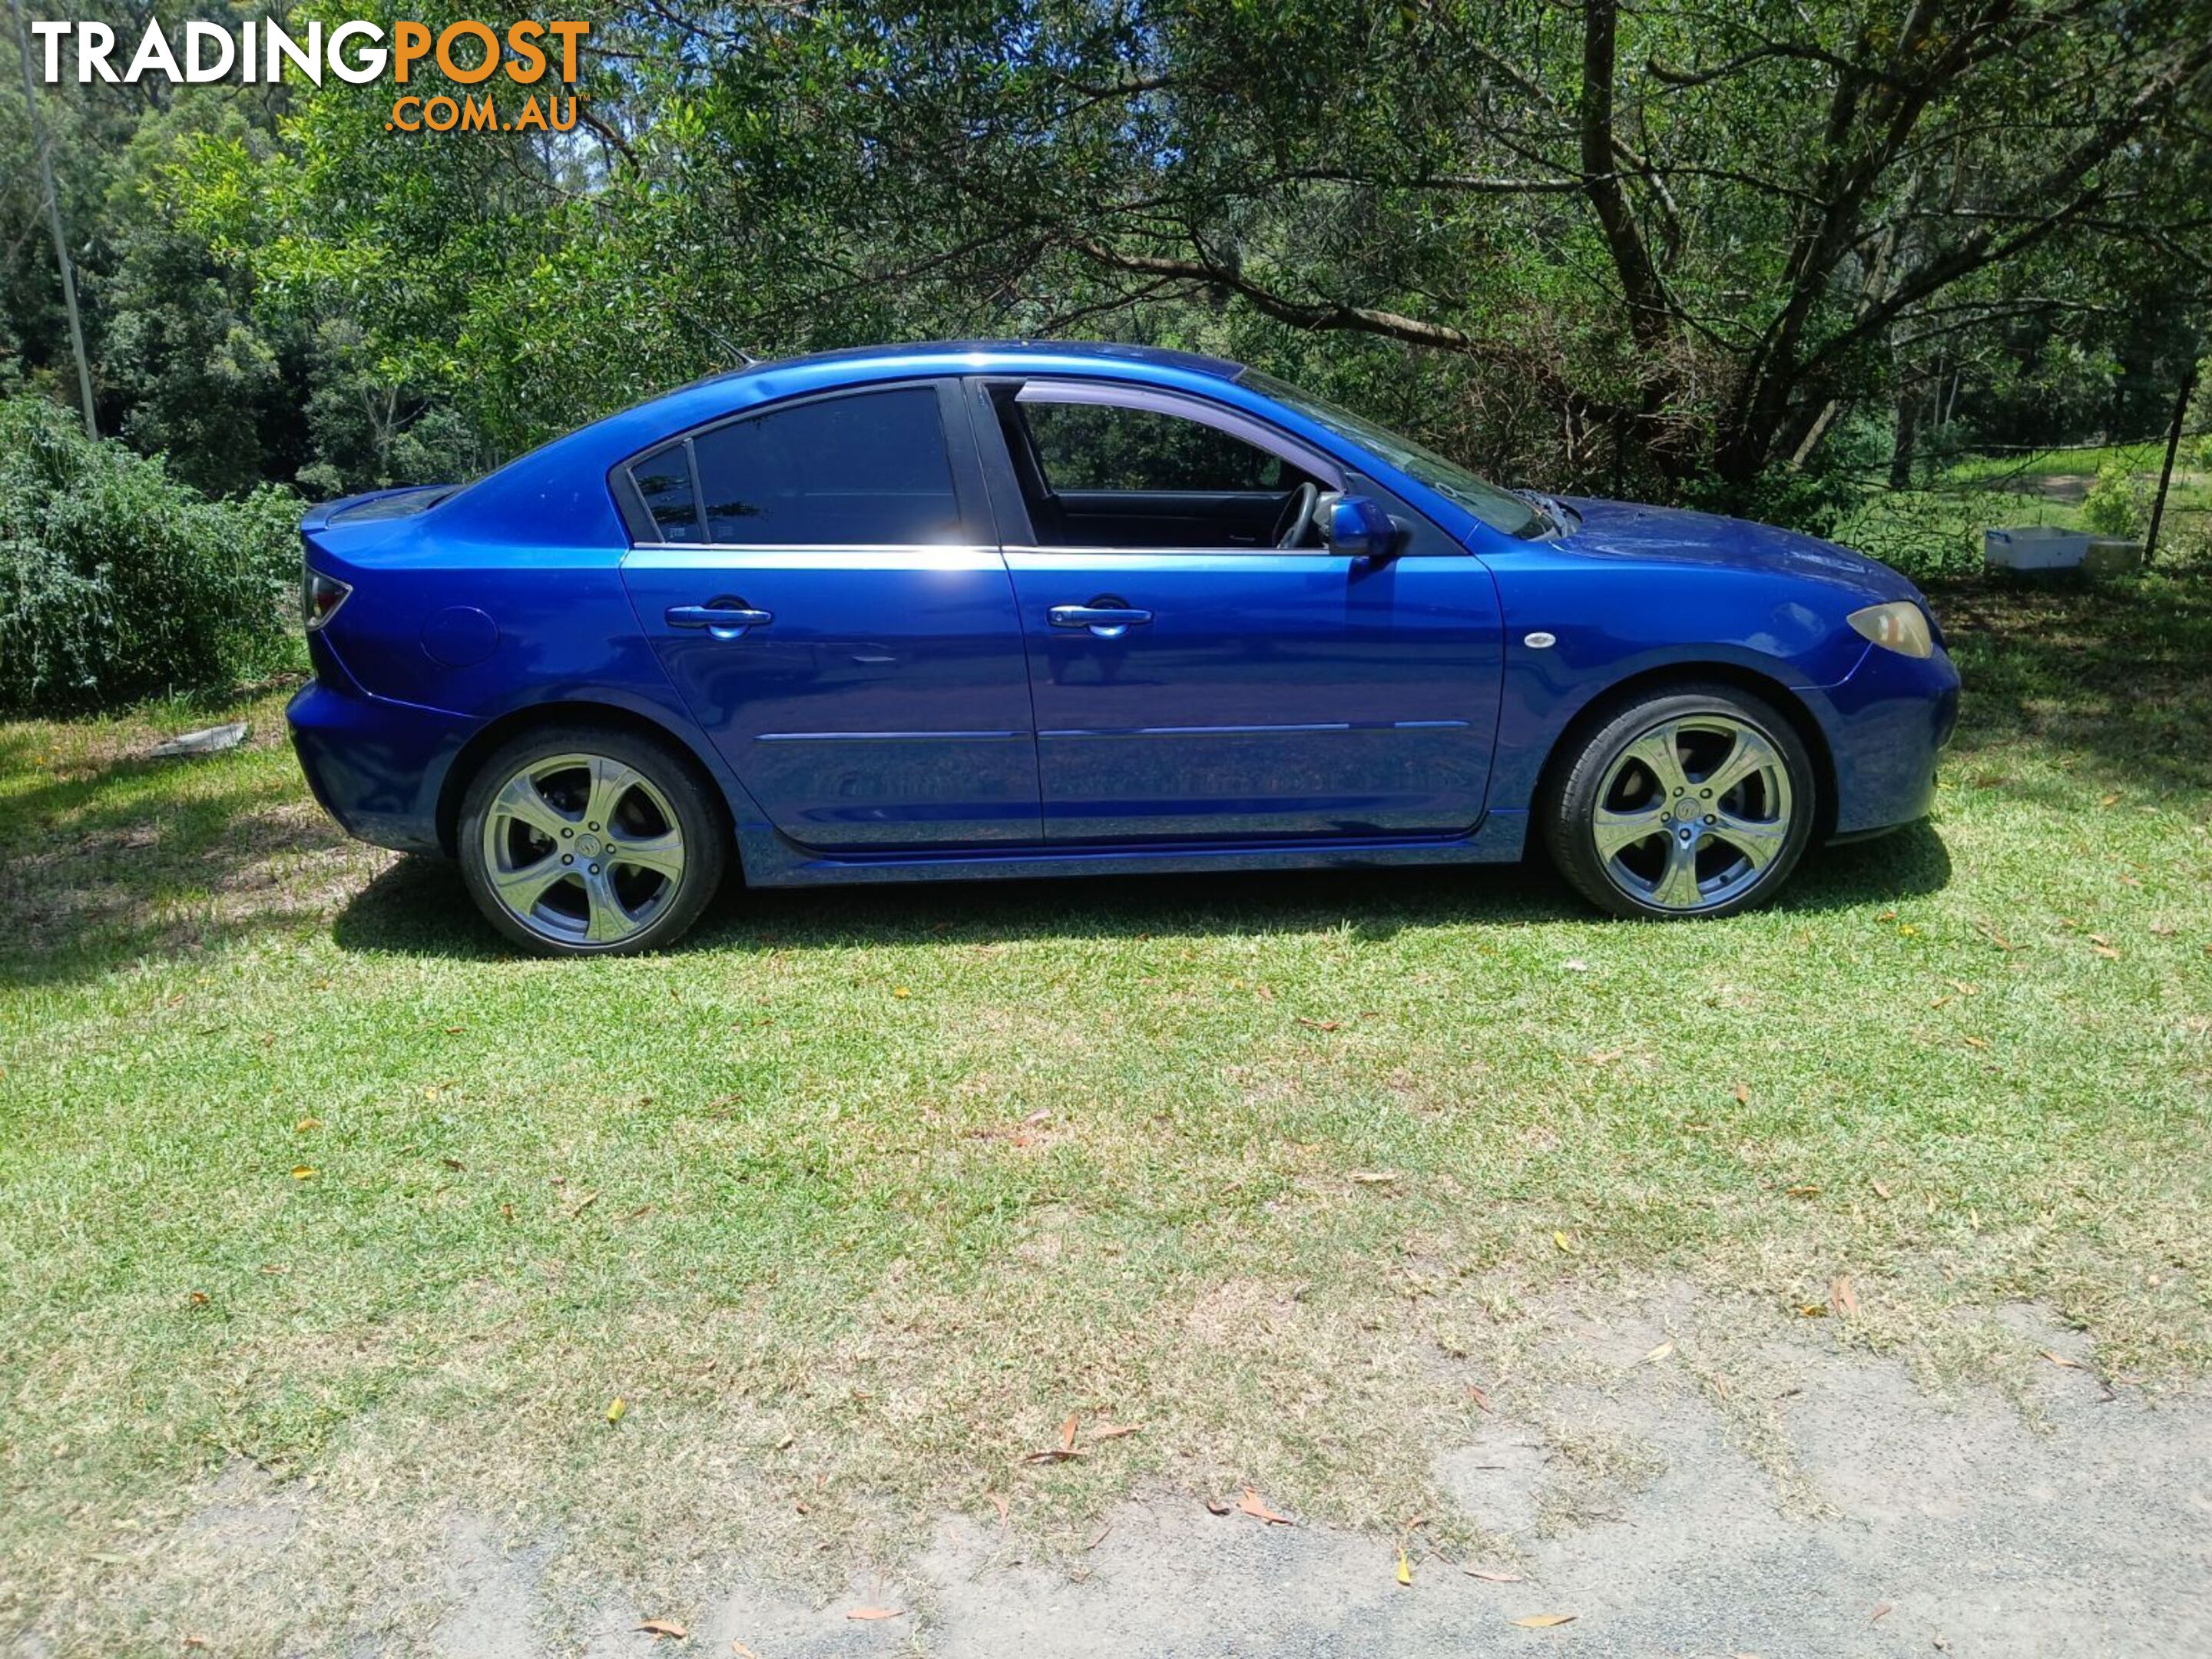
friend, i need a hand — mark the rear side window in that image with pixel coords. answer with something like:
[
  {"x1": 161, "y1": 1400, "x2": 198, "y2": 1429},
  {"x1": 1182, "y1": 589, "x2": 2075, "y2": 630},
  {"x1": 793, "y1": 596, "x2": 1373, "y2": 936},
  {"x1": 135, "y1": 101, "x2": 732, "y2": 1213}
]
[
  {"x1": 687, "y1": 387, "x2": 962, "y2": 545},
  {"x1": 630, "y1": 443, "x2": 701, "y2": 543}
]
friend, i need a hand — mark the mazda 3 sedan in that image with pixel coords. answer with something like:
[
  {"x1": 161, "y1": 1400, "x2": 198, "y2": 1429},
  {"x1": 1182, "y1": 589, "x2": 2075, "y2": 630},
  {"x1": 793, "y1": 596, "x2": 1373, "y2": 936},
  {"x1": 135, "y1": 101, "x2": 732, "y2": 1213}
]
[{"x1": 288, "y1": 340, "x2": 1959, "y2": 955}]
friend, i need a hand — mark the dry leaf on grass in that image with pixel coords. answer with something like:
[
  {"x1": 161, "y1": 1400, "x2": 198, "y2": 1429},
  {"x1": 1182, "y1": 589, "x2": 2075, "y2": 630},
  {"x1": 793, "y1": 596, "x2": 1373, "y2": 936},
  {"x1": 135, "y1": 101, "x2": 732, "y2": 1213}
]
[
  {"x1": 290, "y1": 1165, "x2": 316, "y2": 1181},
  {"x1": 1296, "y1": 1017, "x2": 1341, "y2": 1031},
  {"x1": 846, "y1": 1607, "x2": 904, "y2": 1621},
  {"x1": 1641, "y1": 1341, "x2": 1674, "y2": 1363},
  {"x1": 1831, "y1": 1276, "x2": 1859, "y2": 1316},
  {"x1": 988, "y1": 1492, "x2": 1009, "y2": 1525},
  {"x1": 1733, "y1": 1081, "x2": 1750, "y2": 1105},
  {"x1": 730, "y1": 1643, "x2": 760, "y2": 1658},
  {"x1": 1396, "y1": 1547, "x2": 1414, "y2": 1586},
  {"x1": 1204, "y1": 1497, "x2": 1232, "y2": 1515},
  {"x1": 1871, "y1": 1179, "x2": 1892, "y2": 1200},
  {"x1": 1349, "y1": 1171, "x2": 1399, "y2": 1185},
  {"x1": 1091, "y1": 1422, "x2": 1143, "y2": 1440},
  {"x1": 605, "y1": 1396, "x2": 627, "y2": 1423},
  {"x1": 1514, "y1": 1613, "x2": 1577, "y2": 1627},
  {"x1": 2040, "y1": 1349, "x2": 2085, "y2": 1369},
  {"x1": 1465, "y1": 1568, "x2": 1525, "y2": 1583},
  {"x1": 637, "y1": 1619, "x2": 687, "y2": 1639},
  {"x1": 1466, "y1": 1384, "x2": 1495, "y2": 1412},
  {"x1": 1060, "y1": 1412, "x2": 1079, "y2": 1452},
  {"x1": 1238, "y1": 1487, "x2": 1293, "y2": 1525},
  {"x1": 1551, "y1": 1230, "x2": 1578, "y2": 1253}
]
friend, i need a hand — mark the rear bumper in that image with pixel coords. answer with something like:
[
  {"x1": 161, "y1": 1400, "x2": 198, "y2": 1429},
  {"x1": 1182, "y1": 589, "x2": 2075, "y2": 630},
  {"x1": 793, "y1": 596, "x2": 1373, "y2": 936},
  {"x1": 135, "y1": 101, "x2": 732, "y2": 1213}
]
[
  {"x1": 287, "y1": 667, "x2": 480, "y2": 854},
  {"x1": 1803, "y1": 642, "x2": 1961, "y2": 836}
]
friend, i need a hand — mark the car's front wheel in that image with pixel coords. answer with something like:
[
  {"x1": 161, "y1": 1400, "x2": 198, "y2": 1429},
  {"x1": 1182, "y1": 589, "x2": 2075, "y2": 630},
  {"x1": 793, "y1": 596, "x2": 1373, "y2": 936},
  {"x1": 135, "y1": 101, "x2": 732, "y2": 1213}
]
[
  {"x1": 458, "y1": 724, "x2": 727, "y2": 955},
  {"x1": 1544, "y1": 684, "x2": 1816, "y2": 920}
]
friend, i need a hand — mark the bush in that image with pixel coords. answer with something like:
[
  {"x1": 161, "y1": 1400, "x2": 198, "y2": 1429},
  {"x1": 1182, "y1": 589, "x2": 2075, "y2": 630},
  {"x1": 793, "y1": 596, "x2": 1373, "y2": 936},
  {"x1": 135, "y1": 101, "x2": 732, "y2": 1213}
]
[
  {"x1": 2081, "y1": 459, "x2": 2142, "y2": 537},
  {"x1": 0, "y1": 395, "x2": 303, "y2": 712}
]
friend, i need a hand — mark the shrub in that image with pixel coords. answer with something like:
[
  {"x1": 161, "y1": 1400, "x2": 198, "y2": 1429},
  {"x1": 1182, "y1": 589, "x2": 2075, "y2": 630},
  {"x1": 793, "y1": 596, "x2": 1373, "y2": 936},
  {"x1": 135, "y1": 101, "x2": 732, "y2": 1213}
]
[
  {"x1": 0, "y1": 395, "x2": 303, "y2": 712},
  {"x1": 2081, "y1": 458, "x2": 2142, "y2": 537}
]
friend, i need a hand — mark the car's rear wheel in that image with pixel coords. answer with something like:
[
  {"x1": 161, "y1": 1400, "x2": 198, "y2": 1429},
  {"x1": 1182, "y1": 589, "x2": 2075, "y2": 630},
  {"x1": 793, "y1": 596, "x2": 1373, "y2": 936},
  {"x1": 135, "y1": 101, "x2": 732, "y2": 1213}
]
[
  {"x1": 1544, "y1": 684, "x2": 1816, "y2": 920},
  {"x1": 458, "y1": 724, "x2": 726, "y2": 955}
]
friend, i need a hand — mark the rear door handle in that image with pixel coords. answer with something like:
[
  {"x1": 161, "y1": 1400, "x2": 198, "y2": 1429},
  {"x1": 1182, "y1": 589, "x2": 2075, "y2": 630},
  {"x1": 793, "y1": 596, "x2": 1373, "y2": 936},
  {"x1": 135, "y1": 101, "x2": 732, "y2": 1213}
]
[
  {"x1": 1048, "y1": 603, "x2": 1154, "y2": 639},
  {"x1": 666, "y1": 603, "x2": 773, "y2": 634}
]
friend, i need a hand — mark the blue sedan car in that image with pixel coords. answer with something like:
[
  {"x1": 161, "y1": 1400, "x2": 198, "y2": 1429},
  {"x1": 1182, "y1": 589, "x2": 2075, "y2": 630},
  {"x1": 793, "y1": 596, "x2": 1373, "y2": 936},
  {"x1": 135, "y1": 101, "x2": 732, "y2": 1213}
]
[{"x1": 288, "y1": 340, "x2": 1959, "y2": 955}]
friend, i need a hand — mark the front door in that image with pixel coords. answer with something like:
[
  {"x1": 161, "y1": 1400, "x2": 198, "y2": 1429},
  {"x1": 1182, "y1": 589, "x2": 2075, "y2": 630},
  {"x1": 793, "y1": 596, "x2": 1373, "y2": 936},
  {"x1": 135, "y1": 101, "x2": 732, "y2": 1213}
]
[
  {"x1": 620, "y1": 381, "x2": 1041, "y2": 850},
  {"x1": 979, "y1": 380, "x2": 1503, "y2": 843}
]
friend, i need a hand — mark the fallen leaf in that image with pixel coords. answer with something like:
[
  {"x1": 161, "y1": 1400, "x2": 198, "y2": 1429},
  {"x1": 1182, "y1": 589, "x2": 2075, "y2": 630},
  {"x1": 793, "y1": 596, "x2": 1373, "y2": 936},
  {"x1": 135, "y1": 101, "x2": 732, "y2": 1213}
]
[
  {"x1": 606, "y1": 1396, "x2": 627, "y2": 1423},
  {"x1": 1514, "y1": 1613, "x2": 1577, "y2": 1627},
  {"x1": 1204, "y1": 1497, "x2": 1232, "y2": 1515},
  {"x1": 1466, "y1": 1384, "x2": 1494, "y2": 1413},
  {"x1": 568, "y1": 1190, "x2": 600, "y2": 1217},
  {"x1": 731, "y1": 1643, "x2": 760, "y2": 1658},
  {"x1": 1091, "y1": 1422, "x2": 1143, "y2": 1440},
  {"x1": 846, "y1": 1607, "x2": 904, "y2": 1621},
  {"x1": 290, "y1": 1165, "x2": 316, "y2": 1181},
  {"x1": 2091, "y1": 942, "x2": 2121, "y2": 960},
  {"x1": 1020, "y1": 1446, "x2": 1084, "y2": 1463},
  {"x1": 2099, "y1": 793, "x2": 2120, "y2": 807},
  {"x1": 442, "y1": 1157, "x2": 465, "y2": 1171},
  {"x1": 1798, "y1": 1303, "x2": 1829, "y2": 1318},
  {"x1": 1396, "y1": 1546, "x2": 1414, "y2": 1586},
  {"x1": 892, "y1": 987, "x2": 910, "y2": 998},
  {"x1": 1641, "y1": 1340, "x2": 1674, "y2": 1363},
  {"x1": 1060, "y1": 1412, "x2": 1079, "y2": 1452},
  {"x1": 1832, "y1": 1276, "x2": 1859, "y2": 1317},
  {"x1": 1349, "y1": 1171, "x2": 1399, "y2": 1184},
  {"x1": 1552, "y1": 1230, "x2": 1578, "y2": 1254},
  {"x1": 1945, "y1": 979, "x2": 1979, "y2": 996},
  {"x1": 1238, "y1": 1487, "x2": 1293, "y2": 1525},
  {"x1": 1296, "y1": 1017, "x2": 1342, "y2": 1031},
  {"x1": 988, "y1": 1492, "x2": 1008, "y2": 1525},
  {"x1": 1962, "y1": 1036, "x2": 1990, "y2": 1051},
  {"x1": 2039, "y1": 1349, "x2": 2085, "y2": 1370},
  {"x1": 183, "y1": 1640, "x2": 210, "y2": 1651},
  {"x1": 293, "y1": 1117, "x2": 322, "y2": 1132},
  {"x1": 1585, "y1": 1048, "x2": 1624, "y2": 1065},
  {"x1": 637, "y1": 1619, "x2": 687, "y2": 1639},
  {"x1": 1785, "y1": 1184, "x2": 1821, "y2": 1197},
  {"x1": 1465, "y1": 1567, "x2": 1525, "y2": 1583},
  {"x1": 1871, "y1": 1180, "x2": 1892, "y2": 1200},
  {"x1": 187, "y1": 1290, "x2": 209, "y2": 1306},
  {"x1": 1733, "y1": 1081, "x2": 1750, "y2": 1105},
  {"x1": 1869, "y1": 1601, "x2": 1893, "y2": 1622}
]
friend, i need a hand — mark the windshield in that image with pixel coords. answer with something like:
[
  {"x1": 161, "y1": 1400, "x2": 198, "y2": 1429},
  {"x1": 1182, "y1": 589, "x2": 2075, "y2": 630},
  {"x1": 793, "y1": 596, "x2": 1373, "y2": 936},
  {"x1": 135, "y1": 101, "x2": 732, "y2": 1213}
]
[{"x1": 1240, "y1": 369, "x2": 1547, "y2": 539}]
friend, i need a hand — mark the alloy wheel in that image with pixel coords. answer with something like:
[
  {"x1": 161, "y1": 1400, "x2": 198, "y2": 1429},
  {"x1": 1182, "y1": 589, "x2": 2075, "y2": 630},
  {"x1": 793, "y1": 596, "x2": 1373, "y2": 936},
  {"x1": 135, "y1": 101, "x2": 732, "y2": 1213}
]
[
  {"x1": 1589, "y1": 715, "x2": 1793, "y2": 913},
  {"x1": 478, "y1": 752, "x2": 687, "y2": 947}
]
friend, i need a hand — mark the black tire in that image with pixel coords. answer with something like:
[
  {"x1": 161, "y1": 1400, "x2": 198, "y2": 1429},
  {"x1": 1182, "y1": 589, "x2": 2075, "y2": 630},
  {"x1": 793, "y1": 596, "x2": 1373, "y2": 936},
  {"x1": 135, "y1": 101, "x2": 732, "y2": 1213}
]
[
  {"x1": 457, "y1": 722, "x2": 727, "y2": 956},
  {"x1": 1542, "y1": 683, "x2": 1816, "y2": 921}
]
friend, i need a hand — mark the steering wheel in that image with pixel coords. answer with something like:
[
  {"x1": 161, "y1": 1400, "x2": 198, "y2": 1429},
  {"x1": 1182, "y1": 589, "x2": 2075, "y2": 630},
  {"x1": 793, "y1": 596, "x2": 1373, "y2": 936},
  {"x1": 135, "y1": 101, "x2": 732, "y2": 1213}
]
[{"x1": 1271, "y1": 482, "x2": 1320, "y2": 549}]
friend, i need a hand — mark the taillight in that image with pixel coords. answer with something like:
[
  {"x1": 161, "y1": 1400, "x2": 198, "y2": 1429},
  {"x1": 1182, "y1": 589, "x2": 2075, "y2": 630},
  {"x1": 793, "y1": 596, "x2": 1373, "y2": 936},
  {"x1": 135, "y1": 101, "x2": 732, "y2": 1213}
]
[{"x1": 303, "y1": 566, "x2": 353, "y2": 631}]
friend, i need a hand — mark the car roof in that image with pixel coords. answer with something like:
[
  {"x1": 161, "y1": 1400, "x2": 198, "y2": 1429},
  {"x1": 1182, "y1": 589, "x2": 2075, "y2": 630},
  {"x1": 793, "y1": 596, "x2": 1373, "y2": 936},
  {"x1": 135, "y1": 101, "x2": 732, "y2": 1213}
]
[{"x1": 704, "y1": 339, "x2": 1247, "y2": 386}]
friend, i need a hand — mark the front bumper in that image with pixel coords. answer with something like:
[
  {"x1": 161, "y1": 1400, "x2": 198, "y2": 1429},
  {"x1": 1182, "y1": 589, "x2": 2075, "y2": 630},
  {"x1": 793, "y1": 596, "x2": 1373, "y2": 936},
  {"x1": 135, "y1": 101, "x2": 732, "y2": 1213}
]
[
  {"x1": 1802, "y1": 641, "x2": 1961, "y2": 836},
  {"x1": 287, "y1": 667, "x2": 481, "y2": 854}
]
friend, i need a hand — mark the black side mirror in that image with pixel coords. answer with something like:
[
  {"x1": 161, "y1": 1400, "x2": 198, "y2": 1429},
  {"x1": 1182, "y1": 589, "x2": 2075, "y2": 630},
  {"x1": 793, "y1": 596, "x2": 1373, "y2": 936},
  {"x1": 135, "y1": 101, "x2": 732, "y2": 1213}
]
[{"x1": 1316, "y1": 492, "x2": 1401, "y2": 563}]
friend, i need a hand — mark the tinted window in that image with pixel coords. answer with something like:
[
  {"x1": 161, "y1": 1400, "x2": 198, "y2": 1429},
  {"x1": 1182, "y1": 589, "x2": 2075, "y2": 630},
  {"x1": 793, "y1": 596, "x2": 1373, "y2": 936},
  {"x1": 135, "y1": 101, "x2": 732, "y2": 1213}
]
[
  {"x1": 631, "y1": 443, "x2": 701, "y2": 542},
  {"x1": 1024, "y1": 402, "x2": 1286, "y2": 492},
  {"x1": 690, "y1": 388, "x2": 962, "y2": 545}
]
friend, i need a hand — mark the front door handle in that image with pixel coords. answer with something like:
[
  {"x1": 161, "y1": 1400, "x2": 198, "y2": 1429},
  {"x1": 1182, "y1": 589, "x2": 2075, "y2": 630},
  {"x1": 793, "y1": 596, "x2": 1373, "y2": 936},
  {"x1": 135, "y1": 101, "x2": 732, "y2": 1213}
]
[
  {"x1": 666, "y1": 602, "x2": 773, "y2": 635},
  {"x1": 1048, "y1": 601, "x2": 1154, "y2": 640}
]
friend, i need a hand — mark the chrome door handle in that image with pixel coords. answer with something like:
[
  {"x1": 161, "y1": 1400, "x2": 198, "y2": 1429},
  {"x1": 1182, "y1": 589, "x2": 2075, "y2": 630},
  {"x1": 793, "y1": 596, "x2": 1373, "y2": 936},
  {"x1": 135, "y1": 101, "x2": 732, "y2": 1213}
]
[
  {"x1": 1048, "y1": 603, "x2": 1153, "y2": 639},
  {"x1": 666, "y1": 603, "x2": 773, "y2": 634}
]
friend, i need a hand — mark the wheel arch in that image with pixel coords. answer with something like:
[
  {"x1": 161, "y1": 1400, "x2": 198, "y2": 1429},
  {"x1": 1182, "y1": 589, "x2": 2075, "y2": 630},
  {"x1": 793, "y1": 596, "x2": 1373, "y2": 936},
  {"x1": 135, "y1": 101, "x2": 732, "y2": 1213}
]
[
  {"x1": 435, "y1": 699, "x2": 736, "y2": 859},
  {"x1": 1532, "y1": 661, "x2": 1839, "y2": 844}
]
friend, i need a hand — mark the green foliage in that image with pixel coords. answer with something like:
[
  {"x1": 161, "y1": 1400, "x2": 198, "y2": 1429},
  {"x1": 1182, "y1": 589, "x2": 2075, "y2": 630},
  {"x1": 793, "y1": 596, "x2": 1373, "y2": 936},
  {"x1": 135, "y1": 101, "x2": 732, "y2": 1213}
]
[
  {"x1": 0, "y1": 395, "x2": 302, "y2": 712},
  {"x1": 2083, "y1": 459, "x2": 2144, "y2": 537}
]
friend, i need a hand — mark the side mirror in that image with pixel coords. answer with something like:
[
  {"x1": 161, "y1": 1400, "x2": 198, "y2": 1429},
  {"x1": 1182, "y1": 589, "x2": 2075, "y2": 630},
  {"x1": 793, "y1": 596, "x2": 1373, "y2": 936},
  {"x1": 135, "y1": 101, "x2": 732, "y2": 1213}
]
[{"x1": 1317, "y1": 492, "x2": 1400, "y2": 562}]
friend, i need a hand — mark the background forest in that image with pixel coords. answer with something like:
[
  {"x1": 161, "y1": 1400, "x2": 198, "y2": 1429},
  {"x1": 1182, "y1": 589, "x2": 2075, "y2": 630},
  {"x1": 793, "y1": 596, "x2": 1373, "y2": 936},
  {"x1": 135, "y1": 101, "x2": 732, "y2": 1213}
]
[{"x1": 3, "y1": 0, "x2": 2210, "y2": 707}]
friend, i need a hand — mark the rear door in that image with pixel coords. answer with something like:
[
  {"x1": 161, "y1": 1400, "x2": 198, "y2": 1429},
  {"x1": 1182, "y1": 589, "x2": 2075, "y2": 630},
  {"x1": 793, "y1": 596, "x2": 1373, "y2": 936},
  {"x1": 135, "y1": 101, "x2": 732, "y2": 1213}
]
[
  {"x1": 618, "y1": 380, "x2": 1042, "y2": 850},
  {"x1": 976, "y1": 379, "x2": 1504, "y2": 843}
]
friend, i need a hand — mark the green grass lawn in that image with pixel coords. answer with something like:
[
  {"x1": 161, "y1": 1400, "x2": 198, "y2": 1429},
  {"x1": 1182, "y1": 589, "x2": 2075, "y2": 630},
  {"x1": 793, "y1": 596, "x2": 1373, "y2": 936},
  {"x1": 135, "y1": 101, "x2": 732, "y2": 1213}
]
[{"x1": 2, "y1": 577, "x2": 2209, "y2": 1654}]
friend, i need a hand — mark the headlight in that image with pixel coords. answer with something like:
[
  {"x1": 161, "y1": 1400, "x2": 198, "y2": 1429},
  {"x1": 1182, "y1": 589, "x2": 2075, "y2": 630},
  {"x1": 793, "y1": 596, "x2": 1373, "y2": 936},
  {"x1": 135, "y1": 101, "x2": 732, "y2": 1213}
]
[
  {"x1": 1847, "y1": 601, "x2": 1932, "y2": 658},
  {"x1": 303, "y1": 566, "x2": 352, "y2": 631}
]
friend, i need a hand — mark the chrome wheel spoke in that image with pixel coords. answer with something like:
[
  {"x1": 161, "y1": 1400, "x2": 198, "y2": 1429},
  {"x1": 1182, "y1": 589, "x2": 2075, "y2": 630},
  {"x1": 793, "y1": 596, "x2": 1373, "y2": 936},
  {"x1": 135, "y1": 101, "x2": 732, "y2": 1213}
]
[
  {"x1": 491, "y1": 773, "x2": 572, "y2": 841},
  {"x1": 1593, "y1": 804, "x2": 1668, "y2": 860},
  {"x1": 584, "y1": 757, "x2": 645, "y2": 831},
  {"x1": 1710, "y1": 809, "x2": 1786, "y2": 869},
  {"x1": 613, "y1": 830, "x2": 684, "y2": 883},
  {"x1": 491, "y1": 853, "x2": 568, "y2": 912},
  {"x1": 1700, "y1": 728, "x2": 1782, "y2": 804},
  {"x1": 1648, "y1": 836, "x2": 1705, "y2": 909},
  {"x1": 580, "y1": 868, "x2": 637, "y2": 943},
  {"x1": 1622, "y1": 724, "x2": 1691, "y2": 798}
]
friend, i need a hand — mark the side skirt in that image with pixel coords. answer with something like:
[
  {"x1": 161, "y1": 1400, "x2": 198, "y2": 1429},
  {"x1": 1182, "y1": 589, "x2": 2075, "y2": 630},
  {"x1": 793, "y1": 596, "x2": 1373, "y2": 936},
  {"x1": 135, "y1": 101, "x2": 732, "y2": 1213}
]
[{"x1": 736, "y1": 810, "x2": 1530, "y2": 887}]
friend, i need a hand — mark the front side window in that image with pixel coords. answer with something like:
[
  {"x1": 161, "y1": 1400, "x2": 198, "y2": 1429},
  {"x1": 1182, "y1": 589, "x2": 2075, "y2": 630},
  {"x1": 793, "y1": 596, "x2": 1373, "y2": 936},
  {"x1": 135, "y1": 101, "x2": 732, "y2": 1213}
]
[
  {"x1": 688, "y1": 386, "x2": 962, "y2": 545},
  {"x1": 1023, "y1": 402, "x2": 1286, "y2": 493}
]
